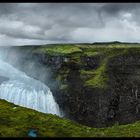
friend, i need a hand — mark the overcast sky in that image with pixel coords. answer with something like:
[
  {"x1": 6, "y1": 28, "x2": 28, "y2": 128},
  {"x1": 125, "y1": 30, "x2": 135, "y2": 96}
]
[{"x1": 0, "y1": 3, "x2": 140, "y2": 46}]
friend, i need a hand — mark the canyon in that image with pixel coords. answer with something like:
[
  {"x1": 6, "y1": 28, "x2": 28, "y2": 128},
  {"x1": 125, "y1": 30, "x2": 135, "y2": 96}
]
[{"x1": 1, "y1": 42, "x2": 140, "y2": 128}]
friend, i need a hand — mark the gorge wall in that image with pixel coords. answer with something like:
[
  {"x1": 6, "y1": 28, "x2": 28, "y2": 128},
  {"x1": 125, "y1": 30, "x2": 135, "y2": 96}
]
[{"x1": 2, "y1": 43, "x2": 140, "y2": 128}]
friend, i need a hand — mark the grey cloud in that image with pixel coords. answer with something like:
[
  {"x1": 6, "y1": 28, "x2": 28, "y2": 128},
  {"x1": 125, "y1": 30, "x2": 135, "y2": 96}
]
[
  {"x1": 100, "y1": 3, "x2": 140, "y2": 15},
  {"x1": 0, "y1": 3, "x2": 140, "y2": 46},
  {"x1": 0, "y1": 3, "x2": 18, "y2": 15}
]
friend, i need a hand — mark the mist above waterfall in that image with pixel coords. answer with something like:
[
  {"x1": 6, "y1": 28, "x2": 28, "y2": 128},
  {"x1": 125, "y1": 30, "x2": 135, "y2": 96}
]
[{"x1": 0, "y1": 46, "x2": 53, "y2": 85}]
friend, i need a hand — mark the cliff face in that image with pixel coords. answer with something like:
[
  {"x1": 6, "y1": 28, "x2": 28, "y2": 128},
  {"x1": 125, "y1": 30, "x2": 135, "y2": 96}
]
[
  {"x1": 107, "y1": 54, "x2": 140, "y2": 126},
  {"x1": 3, "y1": 44, "x2": 140, "y2": 128}
]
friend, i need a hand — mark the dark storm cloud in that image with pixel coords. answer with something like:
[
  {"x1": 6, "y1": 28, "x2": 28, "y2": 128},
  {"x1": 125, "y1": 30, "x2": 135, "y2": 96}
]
[
  {"x1": 101, "y1": 3, "x2": 138, "y2": 14},
  {"x1": 0, "y1": 3, "x2": 18, "y2": 15},
  {"x1": 0, "y1": 3, "x2": 140, "y2": 46}
]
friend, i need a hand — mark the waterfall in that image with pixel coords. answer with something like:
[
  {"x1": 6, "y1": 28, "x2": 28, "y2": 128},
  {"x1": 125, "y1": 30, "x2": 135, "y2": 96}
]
[{"x1": 0, "y1": 59, "x2": 62, "y2": 116}]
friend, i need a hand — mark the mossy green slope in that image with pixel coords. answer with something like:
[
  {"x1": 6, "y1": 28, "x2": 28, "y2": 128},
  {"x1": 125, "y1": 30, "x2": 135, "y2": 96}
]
[{"x1": 1, "y1": 99, "x2": 140, "y2": 137}]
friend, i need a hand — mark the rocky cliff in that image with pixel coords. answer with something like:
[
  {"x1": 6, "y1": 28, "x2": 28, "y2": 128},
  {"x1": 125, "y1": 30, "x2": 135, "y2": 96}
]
[{"x1": 3, "y1": 43, "x2": 140, "y2": 128}]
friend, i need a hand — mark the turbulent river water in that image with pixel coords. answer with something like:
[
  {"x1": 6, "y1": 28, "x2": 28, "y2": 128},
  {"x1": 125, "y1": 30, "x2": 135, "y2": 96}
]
[{"x1": 0, "y1": 58, "x2": 62, "y2": 116}]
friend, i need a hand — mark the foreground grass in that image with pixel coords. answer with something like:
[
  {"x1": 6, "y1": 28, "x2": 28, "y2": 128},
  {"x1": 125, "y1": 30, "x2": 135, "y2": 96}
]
[{"x1": 1, "y1": 99, "x2": 140, "y2": 137}]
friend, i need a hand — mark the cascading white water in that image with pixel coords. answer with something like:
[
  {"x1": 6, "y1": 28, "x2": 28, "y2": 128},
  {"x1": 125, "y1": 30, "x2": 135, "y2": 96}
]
[{"x1": 0, "y1": 59, "x2": 62, "y2": 116}]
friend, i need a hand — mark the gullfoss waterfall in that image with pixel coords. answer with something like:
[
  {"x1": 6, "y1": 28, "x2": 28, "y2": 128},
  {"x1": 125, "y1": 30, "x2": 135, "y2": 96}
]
[{"x1": 0, "y1": 59, "x2": 62, "y2": 117}]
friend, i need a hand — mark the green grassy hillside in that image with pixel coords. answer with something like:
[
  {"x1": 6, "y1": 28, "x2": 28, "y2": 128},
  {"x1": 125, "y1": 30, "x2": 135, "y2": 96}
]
[{"x1": 0, "y1": 99, "x2": 140, "y2": 137}]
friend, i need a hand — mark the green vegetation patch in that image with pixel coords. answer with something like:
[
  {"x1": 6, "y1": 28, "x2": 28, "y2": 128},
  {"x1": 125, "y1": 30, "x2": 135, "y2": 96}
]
[
  {"x1": 57, "y1": 66, "x2": 69, "y2": 81},
  {"x1": 59, "y1": 84, "x2": 68, "y2": 91},
  {"x1": 83, "y1": 51, "x2": 100, "y2": 57},
  {"x1": 69, "y1": 53, "x2": 82, "y2": 64},
  {"x1": 84, "y1": 59, "x2": 109, "y2": 88},
  {"x1": 80, "y1": 69, "x2": 95, "y2": 75},
  {"x1": 35, "y1": 44, "x2": 82, "y2": 56}
]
